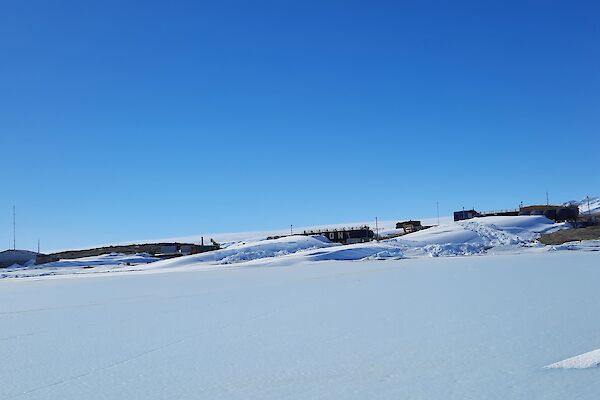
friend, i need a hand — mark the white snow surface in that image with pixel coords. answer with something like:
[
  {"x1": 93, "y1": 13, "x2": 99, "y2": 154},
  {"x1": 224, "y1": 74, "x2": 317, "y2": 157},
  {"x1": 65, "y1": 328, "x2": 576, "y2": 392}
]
[
  {"x1": 388, "y1": 215, "x2": 565, "y2": 257},
  {"x1": 159, "y1": 235, "x2": 340, "y2": 265},
  {"x1": 545, "y1": 348, "x2": 600, "y2": 369},
  {"x1": 0, "y1": 253, "x2": 158, "y2": 279},
  {"x1": 549, "y1": 240, "x2": 600, "y2": 252},
  {"x1": 2, "y1": 251, "x2": 600, "y2": 399}
]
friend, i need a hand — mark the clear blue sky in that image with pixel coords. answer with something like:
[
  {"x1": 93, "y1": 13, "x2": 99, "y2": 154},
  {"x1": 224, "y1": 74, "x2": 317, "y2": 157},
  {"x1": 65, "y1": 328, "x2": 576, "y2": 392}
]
[{"x1": 1, "y1": 0, "x2": 598, "y2": 251}]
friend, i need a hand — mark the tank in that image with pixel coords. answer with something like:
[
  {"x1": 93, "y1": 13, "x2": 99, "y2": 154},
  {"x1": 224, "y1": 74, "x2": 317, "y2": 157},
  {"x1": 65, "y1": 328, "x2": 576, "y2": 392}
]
[
  {"x1": 556, "y1": 207, "x2": 579, "y2": 222},
  {"x1": 543, "y1": 209, "x2": 557, "y2": 220}
]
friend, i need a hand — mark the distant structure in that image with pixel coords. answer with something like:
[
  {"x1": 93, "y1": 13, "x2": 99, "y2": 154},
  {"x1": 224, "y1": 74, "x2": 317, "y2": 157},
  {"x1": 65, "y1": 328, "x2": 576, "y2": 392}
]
[
  {"x1": 479, "y1": 209, "x2": 520, "y2": 218},
  {"x1": 0, "y1": 249, "x2": 44, "y2": 269},
  {"x1": 35, "y1": 241, "x2": 221, "y2": 265},
  {"x1": 395, "y1": 220, "x2": 424, "y2": 234},
  {"x1": 519, "y1": 205, "x2": 579, "y2": 222},
  {"x1": 454, "y1": 205, "x2": 579, "y2": 222},
  {"x1": 454, "y1": 209, "x2": 481, "y2": 222},
  {"x1": 302, "y1": 226, "x2": 374, "y2": 244}
]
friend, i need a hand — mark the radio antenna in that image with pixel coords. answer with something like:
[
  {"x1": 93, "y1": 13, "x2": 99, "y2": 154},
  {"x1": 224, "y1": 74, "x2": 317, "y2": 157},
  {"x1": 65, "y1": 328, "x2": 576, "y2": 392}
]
[{"x1": 13, "y1": 205, "x2": 16, "y2": 250}]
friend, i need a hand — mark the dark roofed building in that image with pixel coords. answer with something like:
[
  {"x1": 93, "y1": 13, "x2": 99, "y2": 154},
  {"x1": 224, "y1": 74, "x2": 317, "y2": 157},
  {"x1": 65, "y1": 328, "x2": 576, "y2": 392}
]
[
  {"x1": 302, "y1": 226, "x2": 374, "y2": 244},
  {"x1": 518, "y1": 205, "x2": 579, "y2": 221},
  {"x1": 453, "y1": 209, "x2": 480, "y2": 222},
  {"x1": 396, "y1": 220, "x2": 423, "y2": 233}
]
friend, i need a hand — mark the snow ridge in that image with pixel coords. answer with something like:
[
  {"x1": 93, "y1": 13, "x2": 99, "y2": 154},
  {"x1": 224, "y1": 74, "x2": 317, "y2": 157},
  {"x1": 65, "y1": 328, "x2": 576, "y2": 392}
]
[{"x1": 545, "y1": 349, "x2": 600, "y2": 369}]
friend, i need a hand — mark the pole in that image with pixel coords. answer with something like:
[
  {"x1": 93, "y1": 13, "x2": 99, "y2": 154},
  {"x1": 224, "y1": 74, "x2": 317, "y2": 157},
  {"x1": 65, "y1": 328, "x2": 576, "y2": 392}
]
[
  {"x1": 546, "y1": 190, "x2": 549, "y2": 206},
  {"x1": 37, "y1": 239, "x2": 40, "y2": 254},
  {"x1": 290, "y1": 224, "x2": 293, "y2": 236},
  {"x1": 13, "y1": 205, "x2": 16, "y2": 250},
  {"x1": 436, "y1": 201, "x2": 440, "y2": 226},
  {"x1": 588, "y1": 196, "x2": 592, "y2": 216},
  {"x1": 375, "y1": 217, "x2": 379, "y2": 242}
]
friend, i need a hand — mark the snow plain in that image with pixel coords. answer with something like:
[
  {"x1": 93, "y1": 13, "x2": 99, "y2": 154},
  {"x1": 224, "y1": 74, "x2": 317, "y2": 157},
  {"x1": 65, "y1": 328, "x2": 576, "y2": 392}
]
[
  {"x1": 2, "y1": 214, "x2": 600, "y2": 399},
  {"x1": 2, "y1": 251, "x2": 600, "y2": 399}
]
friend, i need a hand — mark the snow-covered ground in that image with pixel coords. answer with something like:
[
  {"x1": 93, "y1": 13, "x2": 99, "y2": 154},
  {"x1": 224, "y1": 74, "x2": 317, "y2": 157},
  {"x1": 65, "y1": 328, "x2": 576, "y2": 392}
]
[
  {"x1": 2, "y1": 251, "x2": 600, "y2": 399},
  {"x1": 0, "y1": 253, "x2": 158, "y2": 279},
  {"x1": 2, "y1": 211, "x2": 600, "y2": 398},
  {"x1": 1, "y1": 215, "x2": 569, "y2": 279}
]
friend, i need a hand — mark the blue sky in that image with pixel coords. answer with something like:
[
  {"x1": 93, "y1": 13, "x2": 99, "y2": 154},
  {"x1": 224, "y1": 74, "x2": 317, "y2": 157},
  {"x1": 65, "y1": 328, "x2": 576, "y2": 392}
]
[{"x1": 1, "y1": 0, "x2": 598, "y2": 251}]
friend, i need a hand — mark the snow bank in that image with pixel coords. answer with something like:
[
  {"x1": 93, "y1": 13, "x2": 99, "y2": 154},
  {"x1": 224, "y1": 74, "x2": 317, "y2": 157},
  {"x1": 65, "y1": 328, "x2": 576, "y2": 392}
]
[
  {"x1": 388, "y1": 216, "x2": 564, "y2": 257},
  {"x1": 307, "y1": 242, "x2": 403, "y2": 261},
  {"x1": 0, "y1": 253, "x2": 159, "y2": 279},
  {"x1": 154, "y1": 235, "x2": 338, "y2": 266},
  {"x1": 545, "y1": 348, "x2": 600, "y2": 369},
  {"x1": 41, "y1": 253, "x2": 159, "y2": 268},
  {"x1": 549, "y1": 240, "x2": 600, "y2": 252}
]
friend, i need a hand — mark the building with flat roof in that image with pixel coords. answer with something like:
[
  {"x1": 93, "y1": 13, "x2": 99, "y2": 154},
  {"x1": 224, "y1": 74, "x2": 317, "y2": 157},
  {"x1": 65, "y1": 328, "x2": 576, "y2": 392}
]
[
  {"x1": 454, "y1": 209, "x2": 480, "y2": 222},
  {"x1": 302, "y1": 226, "x2": 374, "y2": 244}
]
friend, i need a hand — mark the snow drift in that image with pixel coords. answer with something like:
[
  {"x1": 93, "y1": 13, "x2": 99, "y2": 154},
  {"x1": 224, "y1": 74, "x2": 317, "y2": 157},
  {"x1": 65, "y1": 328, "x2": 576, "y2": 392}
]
[
  {"x1": 0, "y1": 253, "x2": 159, "y2": 279},
  {"x1": 388, "y1": 215, "x2": 564, "y2": 257},
  {"x1": 545, "y1": 348, "x2": 600, "y2": 369},
  {"x1": 154, "y1": 235, "x2": 339, "y2": 266}
]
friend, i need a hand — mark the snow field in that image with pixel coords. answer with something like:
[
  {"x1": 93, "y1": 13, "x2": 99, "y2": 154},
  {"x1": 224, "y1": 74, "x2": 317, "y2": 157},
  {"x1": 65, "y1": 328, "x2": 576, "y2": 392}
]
[{"x1": 2, "y1": 251, "x2": 600, "y2": 399}]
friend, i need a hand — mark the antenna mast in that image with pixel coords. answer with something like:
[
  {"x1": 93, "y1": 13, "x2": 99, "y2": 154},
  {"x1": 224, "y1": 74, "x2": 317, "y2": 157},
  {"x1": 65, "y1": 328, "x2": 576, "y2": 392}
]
[{"x1": 13, "y1": 205, "x2": 16, "y2": 250}]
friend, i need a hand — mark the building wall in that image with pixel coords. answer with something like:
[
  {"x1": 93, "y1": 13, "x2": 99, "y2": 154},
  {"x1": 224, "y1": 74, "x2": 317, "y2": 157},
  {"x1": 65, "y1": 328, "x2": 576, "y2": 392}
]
[
  {"x1": 453, "y1": 210, "x2": 479, "y2": 222},
  {"x1": 303, "y1": 228, "x2": 374, "y2": 244}
]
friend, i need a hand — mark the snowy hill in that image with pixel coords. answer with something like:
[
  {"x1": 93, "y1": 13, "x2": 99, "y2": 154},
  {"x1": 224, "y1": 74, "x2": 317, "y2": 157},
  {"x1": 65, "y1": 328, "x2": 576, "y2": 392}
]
[
  {"x1": 56, "y1": 216, "x2": 448, "y2": 253},
  {"x1": 7, "y1": 196, "x2": 597, "y2": 280},
  {"x1": 2, "y1": 215, "x2": 573, "y2": 279},
  {"x1": 390, "y1": 215, "x2": 565, "y2": 257},
  {"x1": 46, "y1": 195, "x2": 597, "y2": 255}
]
